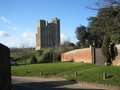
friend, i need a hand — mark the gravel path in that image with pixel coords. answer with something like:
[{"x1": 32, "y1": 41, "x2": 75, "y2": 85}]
[{"x1": 12, "y1": 76, "x2": 119, "y2": 90}]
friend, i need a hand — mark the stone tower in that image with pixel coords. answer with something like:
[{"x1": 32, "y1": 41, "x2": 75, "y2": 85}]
[{"x1": 36, "y1": 18, "x2": 60, "y2": 50}]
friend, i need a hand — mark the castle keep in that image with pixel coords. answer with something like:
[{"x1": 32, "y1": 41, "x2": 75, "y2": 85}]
[{"x1": 36, "y1": 18, "x2": 60, "y2": 50}]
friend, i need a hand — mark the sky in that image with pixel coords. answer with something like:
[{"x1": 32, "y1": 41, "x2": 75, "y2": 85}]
[{"x1": 0, "y1": 0, "x2": 98, "y2": 48}]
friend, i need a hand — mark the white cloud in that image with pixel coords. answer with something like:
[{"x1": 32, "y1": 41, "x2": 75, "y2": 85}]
[
  {"x1": 60, "y1": 33, "x2": 70, "y2": 44},
  {"x1": 13, "y1": 27, "x2": 17, "y2": 30},
  {"x1": 0, "y1": 31, "x2": 9, "y2": 37},
  {"x1": 10, "y1": 31, "x2": 35, "y2": 47},
  {"x1": 0, "y1": 31, "x2": 35, "y2": 48},
  {"x1": 21, "y1": 31, "x2": 35, "y2": 46},
  {"x1": 21, "y1": 32, "x2": 34, "y2": 38},
  {"x1": 0, "y1": 16, "x2": 10, "y2": 23},
  {"x1": 0, "y1": 31, "x2": 70, "y2": 48}
]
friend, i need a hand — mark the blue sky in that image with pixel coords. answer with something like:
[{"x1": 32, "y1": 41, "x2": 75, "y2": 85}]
[{"x1": 0, "y1": 0, "x2": 98, "y2": 48}]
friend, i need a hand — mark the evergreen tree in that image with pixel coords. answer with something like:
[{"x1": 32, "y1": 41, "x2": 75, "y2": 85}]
[
  {"x1": 31, "y1": 55, "x2": 37, "y2": 64},
  {"x1": 101, "y1": 35, "x2": 111, "y2": 65},
  {"x1": 75, "y1": 25, "x2": 91, "y2": 48},
  {"x1": 88, "y1": 6, "x2": 120, "y2": 47}
]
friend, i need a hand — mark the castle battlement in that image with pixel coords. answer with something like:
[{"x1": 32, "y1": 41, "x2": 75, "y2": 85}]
[{"x1": 36, "y1": 18, "x2": 60, "y2": 50}]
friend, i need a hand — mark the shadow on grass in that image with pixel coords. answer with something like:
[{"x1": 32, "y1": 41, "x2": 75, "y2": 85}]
[
  {"x1": 12, "y1": 80, "x2": 105, "y2": 90},
  {"x1": 106, "y1": 74, "x2": 114, "y2": 79}
]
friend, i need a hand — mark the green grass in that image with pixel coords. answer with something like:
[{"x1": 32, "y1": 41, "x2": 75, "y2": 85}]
[{"x1": 12, "y1": 62, "x2": 120, "y2": 86}]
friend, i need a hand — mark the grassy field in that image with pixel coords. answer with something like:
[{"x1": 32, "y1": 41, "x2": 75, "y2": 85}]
[{"x1": 12, "y1": 62, "x2": 120, "y2": 86}]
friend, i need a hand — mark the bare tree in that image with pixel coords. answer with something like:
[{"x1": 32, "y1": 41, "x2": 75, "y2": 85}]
[
  {"x1": 86, "y1": 0, "x2": 120, "y2": 10},
  {"x1": 19, "y1": 43, "x2": 34, "y2": 74}
]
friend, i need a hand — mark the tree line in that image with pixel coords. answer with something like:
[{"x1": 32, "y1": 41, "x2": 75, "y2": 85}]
[{"x1": 75, "y1": 0, "x2": 120, "y2": 65}]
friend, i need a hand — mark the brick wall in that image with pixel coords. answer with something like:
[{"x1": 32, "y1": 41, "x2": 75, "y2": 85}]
[
  {"x1": 0, "y1": 43, "x2": 11, "y2": 90},
  {"x1": 112, "y1": 44, "x2": 120, "y2": 66},
  {"x1": 113, "y1": 49, "x2": 120, "y2": 66},
  {"x1": 61, "y1": 44, "x2": 120, "y2": 66},
  {"x1": 61, "y1": 46, "x2": 92, "y2": 63}
]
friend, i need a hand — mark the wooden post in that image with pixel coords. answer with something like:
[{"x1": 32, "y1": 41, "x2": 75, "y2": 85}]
[
  {"x1": 91, "y1": 44, "x2": 96, "y2": 64},
  {"x1": 12, "y1": 70, "x2": 14, "y2": 75},
  {"x1": 39, "y1": 71, "x2": 42, "y2": 76},
  {"x1": 103, "y1": 72, "x2": 106, "y2": 80},
  {"x1": 53, "y1": 51, "x2": 54, "y2": 63},
  {"x1": 75, "y1": 72, "x2": 78, "y2": 77}
]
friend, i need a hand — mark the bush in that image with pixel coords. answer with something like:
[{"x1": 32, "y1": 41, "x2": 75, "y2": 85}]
[
  {"x1": 42, "y1": 51, "x2": 53, "y2": 63},
  {"x1": 36, "y1": 48, "x2": 54, "y2": 63},
  {"x1": 101, "y1": 35, "x2": 110, "y2": 65},
  {"x1": 36, "y1": 50, "x2": 43, "y2": 55},
  {"x1": 31, "y1": 56, "x2": 37, "y2": 64}
]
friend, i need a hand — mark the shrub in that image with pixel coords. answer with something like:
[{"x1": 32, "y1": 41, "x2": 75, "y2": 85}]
[
  {"x1": 101, "y1": 35, "x2": 111, "y2": 65},
  {"x1": 31, "y1": 55, "x2": 37, "y2": 64}
]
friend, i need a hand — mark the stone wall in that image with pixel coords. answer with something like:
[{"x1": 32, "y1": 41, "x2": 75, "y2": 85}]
[
  {"x1": 0, "y1": 43, "x2": 11, "y2": 90},
  {"x1": 36, "y1": 18, "x2": 60, "y2": 50},
  {"x1": 113, "y1": 44, "x2": 120, "y2": 66}
]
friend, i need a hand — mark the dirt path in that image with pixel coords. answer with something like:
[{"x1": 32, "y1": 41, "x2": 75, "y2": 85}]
[{"x1": 12, "y1": 76, "x2": 119, "y2": 90}]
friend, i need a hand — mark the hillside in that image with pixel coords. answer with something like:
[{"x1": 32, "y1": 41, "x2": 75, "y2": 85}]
[
  {"x1": 10, "y1": 48, "x2": 54, "y2": 65},
  {"x1": 10, "y1": 44, "x2": 76, "y2": 65}
]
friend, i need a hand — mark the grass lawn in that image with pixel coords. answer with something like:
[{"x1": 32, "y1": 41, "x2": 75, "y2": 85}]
[{"x1": 12, "y1": 62, "x2": 120, "y2": 86}]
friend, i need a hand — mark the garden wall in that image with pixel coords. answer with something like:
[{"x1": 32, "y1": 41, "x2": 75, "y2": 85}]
[
  {"x1": 61, "y1": 44, "x2": 120, "y2": 66},
  {"x1": 0, "y1": 43, "x2": 11, "y2": 90},
  {"x1": 113, "y1": 44, "x2": 120, "y2": 66},
  {"x1": 61, "y1": 46, "x2": 105, "y2": 65},
  {"x1": 61, "y1": 46, "x2": 92, "y2": 63}
]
